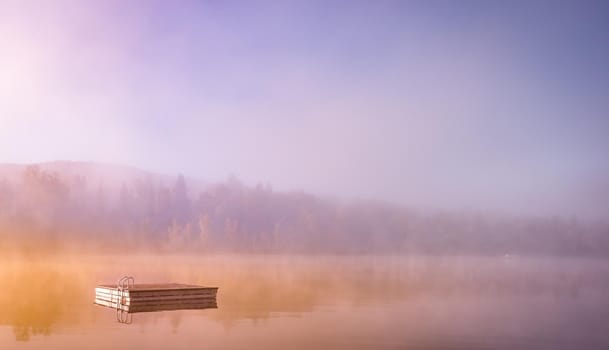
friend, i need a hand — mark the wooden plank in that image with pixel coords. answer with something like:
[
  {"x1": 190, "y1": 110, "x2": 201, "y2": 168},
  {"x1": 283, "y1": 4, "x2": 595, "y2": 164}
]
[
  {"x1": 94, "y1": 298, "x2": 217, "y2": 313},
  {"x1": 95, "y1": 295, "x2": 217, "y2": 306},
  {"x1": 97, "y1": 283, "x2": 216, "y2": 292},
  {"x1": 95, "y1": 290, "x2": 217, "y2": 299},
  {"x1": 95, "y1": 297, "x2": 217, "y2": 307},
  {"x1": 94, "y1": 299, "x2": 130, "y2": 311},
  {"x1": 95, "y1": 293, "x2": 217, "y2": 302},
  {"x1": 95, "y1": 285, "x2": 218, "y2": 299},
  {"x1": 95, "y1": 294, "x2": 217, "y2": 302}
]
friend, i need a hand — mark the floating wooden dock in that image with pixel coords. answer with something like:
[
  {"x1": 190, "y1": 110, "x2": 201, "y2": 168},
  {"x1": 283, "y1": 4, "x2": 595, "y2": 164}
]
[{"x1": 94, "y1": 277, "x2": 218, "y2": 313}]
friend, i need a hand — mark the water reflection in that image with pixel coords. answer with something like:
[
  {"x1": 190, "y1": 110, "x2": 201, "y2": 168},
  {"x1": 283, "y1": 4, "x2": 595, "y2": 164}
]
[
  {"x1": 0, "y1": 255, "x2": 608, "y2": 349},
  {"x1": 0, "y1": 260, "x2": 85, "y2": 341},
  {"x1": 95, "y1": 298, "x2": 218, "y2": 324},
  {"x1": 95, "y1": 298, "x2": 218, "y2": 314},
  {"x1": 116, "y1": 309, "x2": 131, "y2": 324}
]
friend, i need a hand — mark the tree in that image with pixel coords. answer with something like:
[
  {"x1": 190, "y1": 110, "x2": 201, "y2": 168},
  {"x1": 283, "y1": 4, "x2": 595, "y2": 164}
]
[
  {"x1": 171, "y1": 174, "x2": 191, "y2": 225},
  {"x1": 0, "y1": 179, "x2": 12, "y2": 218}
]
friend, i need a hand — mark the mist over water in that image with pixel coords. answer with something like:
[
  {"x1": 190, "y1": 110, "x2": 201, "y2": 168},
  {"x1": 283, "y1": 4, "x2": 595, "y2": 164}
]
[{"x1": 1, "y1": 254, "x2": 609, "y2": 350}]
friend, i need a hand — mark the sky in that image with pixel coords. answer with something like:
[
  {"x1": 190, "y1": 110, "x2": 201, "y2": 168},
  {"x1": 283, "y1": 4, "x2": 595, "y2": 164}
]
[{"x1": 1, "y1": 0, "x2": 608, "y2": 219}]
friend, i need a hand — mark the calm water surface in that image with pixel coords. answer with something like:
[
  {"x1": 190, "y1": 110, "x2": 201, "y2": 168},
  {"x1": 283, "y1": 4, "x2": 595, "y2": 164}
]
[{"x1": 1, "y1": 254, "x2": 608, "y2": 349}]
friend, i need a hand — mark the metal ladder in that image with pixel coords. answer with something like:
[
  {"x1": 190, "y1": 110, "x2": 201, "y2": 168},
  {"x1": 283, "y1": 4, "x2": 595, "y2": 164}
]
[{"x1": 116, "y1": 276, "x2": 134, "y2": 323}]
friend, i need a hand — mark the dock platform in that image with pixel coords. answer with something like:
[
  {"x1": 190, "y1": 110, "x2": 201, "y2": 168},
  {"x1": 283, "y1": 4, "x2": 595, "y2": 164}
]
[{"x1": 94, "y1": 278, "x2": 218, "y2": 313}]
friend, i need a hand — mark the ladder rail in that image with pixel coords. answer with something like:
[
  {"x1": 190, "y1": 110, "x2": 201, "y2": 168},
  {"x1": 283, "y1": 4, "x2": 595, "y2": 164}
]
[{"x1": 116, "y1": 276, "x2": 134, "y2": 310}]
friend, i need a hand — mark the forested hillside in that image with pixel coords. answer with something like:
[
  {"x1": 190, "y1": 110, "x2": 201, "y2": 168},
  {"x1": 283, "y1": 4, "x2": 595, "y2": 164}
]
[{"x1": 0, "y1": 163, "x2": 607, "y2": 255}]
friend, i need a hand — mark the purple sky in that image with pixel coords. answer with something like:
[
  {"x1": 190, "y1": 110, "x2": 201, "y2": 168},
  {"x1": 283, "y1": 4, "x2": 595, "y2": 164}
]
[{"x1": 1, "y1": 1, "x2": 608, "y2": 219}]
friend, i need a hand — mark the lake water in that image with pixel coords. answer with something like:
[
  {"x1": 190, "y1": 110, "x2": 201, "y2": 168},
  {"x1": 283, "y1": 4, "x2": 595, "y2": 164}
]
[{"x1": 1, "y1": 254, "x2": 608, "y2": 349}]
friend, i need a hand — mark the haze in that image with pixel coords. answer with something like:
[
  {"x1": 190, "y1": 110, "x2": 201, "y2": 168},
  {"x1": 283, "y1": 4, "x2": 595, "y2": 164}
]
[{"x1": 1, "y1": 0, "x2": 609, "y2": 219}]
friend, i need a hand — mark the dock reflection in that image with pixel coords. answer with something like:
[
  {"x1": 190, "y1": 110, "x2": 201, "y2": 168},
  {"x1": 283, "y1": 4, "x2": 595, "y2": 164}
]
[{"x1": 108, "y1": 300, "x2": 218, "y2": 323}]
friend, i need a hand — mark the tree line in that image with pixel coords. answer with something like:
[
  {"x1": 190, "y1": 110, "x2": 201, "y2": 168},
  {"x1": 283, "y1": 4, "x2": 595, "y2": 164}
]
[{"x1": 0, "y1": 165, "x2": 608, "y2": 255}]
